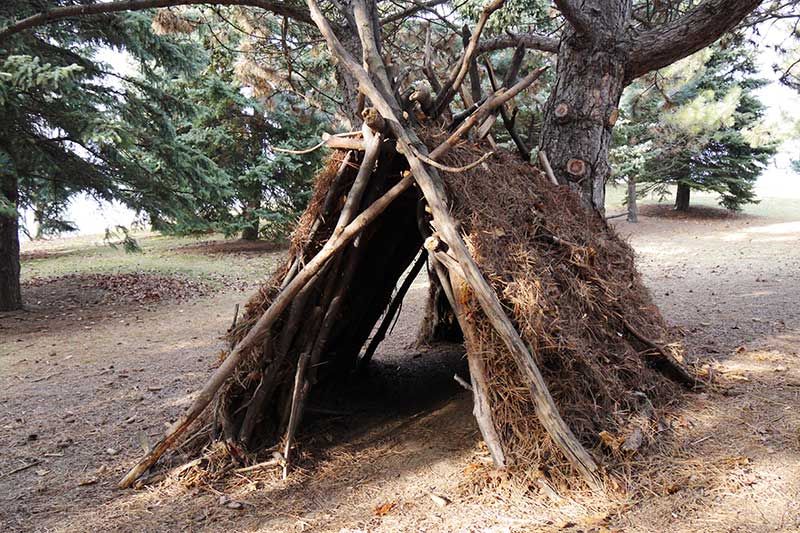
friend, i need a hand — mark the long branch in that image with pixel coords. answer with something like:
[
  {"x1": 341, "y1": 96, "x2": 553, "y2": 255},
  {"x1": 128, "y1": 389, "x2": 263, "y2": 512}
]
[
  {"x1": 118, "y1": 172, "x2": 413, "y2": 488},
  {"x1": 429, "y1": 66, "x2": 547, "y2": 160},
  {"x1": 306, "y1": 0, "x2": 599, "y2": 486},
  {"x1": 626, "y1": 0, "x2": 762, "y2": 81},
  {"x1": 432, "y1": 0, "x2": 506, "y2": 117},
  {"x1": 0, "y1": 0, "x2": 314, "y2": 43}
]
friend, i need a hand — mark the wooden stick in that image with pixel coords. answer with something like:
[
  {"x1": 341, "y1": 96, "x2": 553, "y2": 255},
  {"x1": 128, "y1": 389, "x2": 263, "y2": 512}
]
[
  {"x1": 228, "y1": 303, "x2": 240, "y2": 349},
  {"x1": 622, "y1": 318, "x2": 702, "y2": 389},
  {"x1": 359, "y1": 249, "x2": 427, "y2": 370},
  {"x1": 273, "y1": 132, "x2": 364, "y2": 154},
  {"x1": 432, "y1": 0, "x2": 506, "y2": 117},
  {"x1": 423, "y1": 24, "x2": 442, "y2": 94},
  {"x1": 118, "y1": 174, "x2": 414, "y2": 488},
  {"x1": 352, "y1": 0, "x2": 396, "y2": 106},
  {"x1": 483, "y1": 57, "x2": 530, "y2": 161},
  {"x1": 454, "y1": 373, "x2": 473, "y2": 392},
  {"x1": 234, "y1": 457, "x2": 281, "y2": 474},
  {"x1": 237, "y1": 332, "x2": 277, "y2": 446},
  {"x1": 0, "y1": 459, "x2": 43, "y2": 479},
  {"x1": 281, "y1": 150, "x2": 354, "y2": 291},
  {"x1": 448, "y1": 269, "x2": 506, "y2": 467},
  {"x1": 538, "y1": 150, "x2": 559, "y2": 186},
  {"x1": 322, "y1": 135, "x2": 366, "y2": 151},
  {"x1": 409, "y1": 147, "x2": 494, "y2": 173},
  {"x1": 333, "y1": 127, "x2": 381, "y2": 234},
  {"x1": 304, "y1": 2, "x2": 599, "y2": 486},
  {"x1": 429, "y1": 67, "x2": 547, "y2": 161},
  {"x1": 282, "y1": 352, "x2": 310, "y2": 479}
]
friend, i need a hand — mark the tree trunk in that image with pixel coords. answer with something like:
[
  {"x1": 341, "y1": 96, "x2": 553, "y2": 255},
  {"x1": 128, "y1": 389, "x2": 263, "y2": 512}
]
[
  {"x1": 0, "y1": 173, "x2": 22, "y2": 311},
  {"x1": 627, "y1": 175, "x2": 638, "y2": 223},
  {"x1": 241, "y1": 220, "x2": 259, "y2": 241},
  {"x1": 675, "y1": 182, "x2": 691, "y2": 211},
  {"x1": 538, "y1": 0, "x2": 634, "y2": 215},
  {"x1": 539, "y1": 34, "x2": 626, "y2": 214}
]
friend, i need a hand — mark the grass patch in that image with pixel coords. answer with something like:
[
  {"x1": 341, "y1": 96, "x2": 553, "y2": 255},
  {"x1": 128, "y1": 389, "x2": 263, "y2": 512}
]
[
  {"x1": 606, "y1": 185, "x2": 800, "y2": 220},
  {"x1": 20, "y1": 232, "x2": 285, "y2": 286}
]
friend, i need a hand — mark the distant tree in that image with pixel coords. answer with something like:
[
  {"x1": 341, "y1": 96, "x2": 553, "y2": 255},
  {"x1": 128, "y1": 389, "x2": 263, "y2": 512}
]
[
  {"x1": 612, "y1": 41, "x2": 778, "y2": 212},
  {"x1": 153, "y1": 27, "x2": 327, "y2": 241},
  {"x1": 0, "y1": 3, "x2": 329, "y2": 310}
]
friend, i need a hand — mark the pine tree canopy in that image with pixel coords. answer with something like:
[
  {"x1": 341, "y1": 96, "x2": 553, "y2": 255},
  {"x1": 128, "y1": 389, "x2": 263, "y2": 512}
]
[
  {"x1": 612, "y1": 40, "x2": 780, "y2": 211},
  {"x1": 1, "y1": 1, "x2": 328, "y2": 240}
]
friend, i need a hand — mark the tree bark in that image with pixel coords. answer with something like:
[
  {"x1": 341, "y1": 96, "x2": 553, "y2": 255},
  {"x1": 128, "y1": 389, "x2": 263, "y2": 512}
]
[
  {"x1": 538, "y1": 21, "x2": 627, "y2": 214},
  {"x1": 627, "y1": 175, "x2": 638, "y2": 223},
  {"x1": 0, "y1": 173, "x2": 22, "y2": 312},
  {"x1": 675, "y1": 182, "x2": 691, "y2": 212}
]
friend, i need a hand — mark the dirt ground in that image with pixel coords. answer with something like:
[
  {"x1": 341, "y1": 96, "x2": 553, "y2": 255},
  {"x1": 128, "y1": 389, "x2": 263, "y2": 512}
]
[{"x1": 2, "y1": 209, "x2": 800, "y2": 532}]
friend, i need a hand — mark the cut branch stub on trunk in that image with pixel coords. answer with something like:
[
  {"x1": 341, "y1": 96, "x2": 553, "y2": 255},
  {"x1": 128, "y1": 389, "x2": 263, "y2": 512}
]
[{"x1": 306, "y1": 0, "x2": 600, "y2": 487}]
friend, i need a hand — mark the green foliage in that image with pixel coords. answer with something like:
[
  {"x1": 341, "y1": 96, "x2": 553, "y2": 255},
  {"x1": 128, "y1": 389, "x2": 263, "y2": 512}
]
[
  {"x1": 611, "y1": 41, "x2": 779, "y2": 211},
  {"x1": 1, "y1": 2, "x2": 327, "y2": 243},
  {"x1": 104, "y1": 225, "x2": 142, "y2": 253}
]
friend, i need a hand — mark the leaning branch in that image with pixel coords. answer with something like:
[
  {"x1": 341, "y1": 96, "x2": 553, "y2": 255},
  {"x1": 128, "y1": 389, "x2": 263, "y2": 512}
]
[
  {"x1": 0, "y1": 0, "x2": 315, "y2": 43},
  {"x1": 429, "y1": 66, "x2": 547, "y2": 160},
  {"x1": 306, "y1": 0, "x2": 599, "y2": 487},
  {"x1": 626, "y1": 0, "x2": 761, "y2": 81},
  {"x1": 432, "y1": 0, "x2": 506, "y2": 117},
  {"x1": 118, "y1": 173, "x2": 413, "y2": 488}
]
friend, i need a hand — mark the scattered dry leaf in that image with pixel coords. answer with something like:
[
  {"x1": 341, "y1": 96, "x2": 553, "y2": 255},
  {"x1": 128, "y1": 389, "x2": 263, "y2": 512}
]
[{"x1": 374, "y1": 502, "x2": 394, "y2": 516}]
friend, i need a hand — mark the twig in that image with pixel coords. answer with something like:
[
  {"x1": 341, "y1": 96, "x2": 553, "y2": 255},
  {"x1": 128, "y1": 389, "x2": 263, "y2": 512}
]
[
  {"x1": 410, "y1": 147, "x2": 494, "y2": 173},
  {"x1": 454, "y1": 373, "x2": 473, "y2": 391},
  {"x1": 0, "y1": 459, "x2": 43, "y2": 478},
  {"x1": 234, "y1": 457, "x2": 281, "y2": 474},
  {"x1": 359, "y1": 250, "x2": 427, "y2": 370},
  {"x1": 622, "y1": 318, "x2": 702, "y2": 389},
  {"x1": 282, "y1": 353, "x2": 310, "y2": 479},
  {"x1": 273, "y1": 131, "x2": 362, "y2": 154},
  {"x1": 537, "y1": 150, "x2": 559, "y2": 186}
]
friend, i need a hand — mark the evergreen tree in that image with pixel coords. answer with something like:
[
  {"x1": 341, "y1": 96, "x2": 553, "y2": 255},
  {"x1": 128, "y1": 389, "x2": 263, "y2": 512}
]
[
  {"x1": 612, "y1": 41, "x2": 778, "y2": 212},
  {"x1": 0, "y1": 2, "x2": 327, "y2": 310}
]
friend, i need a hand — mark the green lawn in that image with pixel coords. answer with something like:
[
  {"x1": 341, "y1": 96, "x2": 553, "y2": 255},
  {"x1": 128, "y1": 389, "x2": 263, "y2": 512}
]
[
  {"x1": 606, "y1": 184, "x2": 800, "y2": 220},
  {"x1": 20, "y1": 232, "x2": 284, "y2": 286}
]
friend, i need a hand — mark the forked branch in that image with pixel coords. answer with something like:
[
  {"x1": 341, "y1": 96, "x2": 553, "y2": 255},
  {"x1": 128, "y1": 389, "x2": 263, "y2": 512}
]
[{"x1": 432, "y1": 0, "x2": 506, "y2": 117}]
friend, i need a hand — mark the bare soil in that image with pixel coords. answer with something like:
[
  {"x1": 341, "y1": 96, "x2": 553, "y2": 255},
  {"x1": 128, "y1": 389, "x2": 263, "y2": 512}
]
[{"x1": 2, "y1": 212, "x2": 800, "y2": 532}]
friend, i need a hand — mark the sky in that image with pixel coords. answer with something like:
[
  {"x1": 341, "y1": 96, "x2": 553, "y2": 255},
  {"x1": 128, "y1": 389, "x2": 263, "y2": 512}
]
[{"x1": 17, "y1": 21, "x2": 800, "y2": 241}]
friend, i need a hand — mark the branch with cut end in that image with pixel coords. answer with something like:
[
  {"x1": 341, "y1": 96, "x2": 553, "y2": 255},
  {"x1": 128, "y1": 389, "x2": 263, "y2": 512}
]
[
  {"x1": 273, "y1": 131, "x2": 363, "y2": 154},
  {"x1": 0, "y1": 0, "x2": 315, "y2": 43},
  {"x1": 432, "y1": 0, "x2": 506, "y2": 118}
]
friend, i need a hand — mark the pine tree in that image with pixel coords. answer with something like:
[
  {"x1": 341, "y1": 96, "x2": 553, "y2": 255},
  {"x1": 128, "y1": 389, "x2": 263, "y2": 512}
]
[{"x1": 612, "y1": 40, "x2": 779, "y2": 212}]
